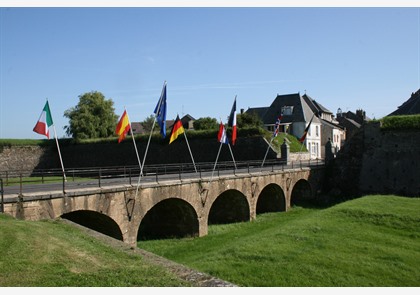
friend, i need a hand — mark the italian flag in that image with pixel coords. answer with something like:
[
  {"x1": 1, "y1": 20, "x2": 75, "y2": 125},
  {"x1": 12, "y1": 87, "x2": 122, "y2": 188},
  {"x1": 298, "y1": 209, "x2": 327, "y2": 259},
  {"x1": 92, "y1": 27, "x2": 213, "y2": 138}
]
[{"x1": 33, "y1": 101, "x2": 53, "y2": 139}]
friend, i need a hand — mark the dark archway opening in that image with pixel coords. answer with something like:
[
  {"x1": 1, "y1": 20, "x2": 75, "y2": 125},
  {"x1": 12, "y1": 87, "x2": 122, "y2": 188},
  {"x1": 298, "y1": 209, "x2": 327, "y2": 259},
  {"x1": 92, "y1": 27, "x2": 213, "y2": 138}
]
[
  {"x1": 291, "y1": 179, "x2": 313, "y2": 207},
  {"x1": 208, "y1": 189, "x2": 249, "y2": 225},
  {"x1": 137, "y1": 198, "x2": 198, "y2": 241},
  {"x1": 256, "y1": 184, "x2": 286, "y2": 214},
  {"x1": 61, "y1": 210, "x2": 123, "y2": 240}
]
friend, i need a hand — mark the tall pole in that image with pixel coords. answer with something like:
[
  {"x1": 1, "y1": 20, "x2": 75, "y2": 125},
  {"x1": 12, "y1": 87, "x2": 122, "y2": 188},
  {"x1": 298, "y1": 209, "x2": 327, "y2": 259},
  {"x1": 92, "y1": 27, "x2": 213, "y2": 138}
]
[
  {"x1": 210, "y1": 142, "x2": 223, "y2": 183},
  {"x1": 183, "y1": 132, "x2": 197, "y2": 173},
  {"x1": 136, "y1": 81, "x2": 166, "y2": 194},
  {"x1": 297, "y1": 139, "x2": 306, "y2": 162},
  {"x1": 228, "y1": 143, "x2": 237, "y2": 170},
  {"x1": 261, "y1": 136, "x2": 275, "y2": 168},
  {"x1": 52, "y1": 124, "x2": 66, "y2": 182},
  {"x1": 126, "y1": 111, "x2": 143, "y2": 176}
]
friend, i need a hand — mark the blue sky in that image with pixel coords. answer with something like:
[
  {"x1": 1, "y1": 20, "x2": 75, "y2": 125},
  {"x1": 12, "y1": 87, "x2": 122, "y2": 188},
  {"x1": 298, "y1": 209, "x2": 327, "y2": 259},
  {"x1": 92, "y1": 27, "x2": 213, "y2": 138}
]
[{"x1": 1, "y1": 5, "x2": 419, "y2": 139}]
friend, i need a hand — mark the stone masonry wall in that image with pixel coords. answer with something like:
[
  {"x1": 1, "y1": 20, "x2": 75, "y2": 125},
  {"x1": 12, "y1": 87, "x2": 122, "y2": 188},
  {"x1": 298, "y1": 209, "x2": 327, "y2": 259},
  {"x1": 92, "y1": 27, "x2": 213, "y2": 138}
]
[
  {"x1": 325, "y1": 122, "x2": 420, "y2": 199},
  {"x1": 0, "y1": 136, "x2": 278, "y2": 173}
]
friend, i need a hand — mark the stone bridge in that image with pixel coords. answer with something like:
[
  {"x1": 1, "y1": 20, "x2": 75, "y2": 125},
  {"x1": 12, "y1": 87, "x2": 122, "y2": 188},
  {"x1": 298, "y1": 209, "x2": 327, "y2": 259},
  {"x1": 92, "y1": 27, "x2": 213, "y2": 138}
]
[{"x1": 2, "y1": 166, "x2": 325, "y2": 247}]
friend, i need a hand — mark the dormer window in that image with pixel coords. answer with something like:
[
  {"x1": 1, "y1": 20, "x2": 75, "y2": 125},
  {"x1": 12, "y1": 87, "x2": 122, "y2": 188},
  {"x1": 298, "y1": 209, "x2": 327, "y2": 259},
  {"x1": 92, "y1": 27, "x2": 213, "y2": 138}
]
[{"x1": 282, "y1": 106, "x2": 294, "y2": 116}]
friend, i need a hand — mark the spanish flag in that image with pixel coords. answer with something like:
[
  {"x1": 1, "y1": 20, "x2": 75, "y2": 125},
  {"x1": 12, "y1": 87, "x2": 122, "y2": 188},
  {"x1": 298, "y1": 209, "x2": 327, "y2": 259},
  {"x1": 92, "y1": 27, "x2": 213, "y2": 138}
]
[
  {"x1": 115, "y1": 110, "x2": 131, "y2": 143},
  {"x1": 169, "y1": 115, "x2": 185, "y2": 144}
]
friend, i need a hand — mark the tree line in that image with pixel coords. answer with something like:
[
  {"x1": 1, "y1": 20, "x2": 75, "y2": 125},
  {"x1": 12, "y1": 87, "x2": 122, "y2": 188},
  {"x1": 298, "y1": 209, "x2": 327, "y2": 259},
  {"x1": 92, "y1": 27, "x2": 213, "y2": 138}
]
[{"x1": 64, "y1": 91, "x2": 263, "y2": 140}]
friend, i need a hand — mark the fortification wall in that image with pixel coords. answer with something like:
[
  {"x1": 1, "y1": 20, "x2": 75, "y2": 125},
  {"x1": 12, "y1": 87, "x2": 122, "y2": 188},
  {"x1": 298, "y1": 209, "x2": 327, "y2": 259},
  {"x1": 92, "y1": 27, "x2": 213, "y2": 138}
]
[
  {"x1": 0, "y1": 136, "x2": 277, "y2": 172},
  {"x1": 325, "y1": 122, "x2": 420, "y2": 198}
]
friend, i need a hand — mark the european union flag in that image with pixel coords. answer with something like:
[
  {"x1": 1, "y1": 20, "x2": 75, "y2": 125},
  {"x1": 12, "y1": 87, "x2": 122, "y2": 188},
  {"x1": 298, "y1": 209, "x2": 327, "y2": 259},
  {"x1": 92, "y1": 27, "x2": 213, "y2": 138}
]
[{"x1": 154, "y1": 82, "x2": 167, "y2": 138}]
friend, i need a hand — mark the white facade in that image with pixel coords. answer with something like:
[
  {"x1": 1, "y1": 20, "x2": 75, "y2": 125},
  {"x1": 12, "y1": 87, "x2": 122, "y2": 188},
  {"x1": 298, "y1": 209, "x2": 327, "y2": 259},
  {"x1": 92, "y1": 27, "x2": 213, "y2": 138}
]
[
  {"x1": 305, "y1": 122, "x2": 322, "y2": 159},
  {"x1": 293, "y1": 121, "x2": 322, "y2": 159}
]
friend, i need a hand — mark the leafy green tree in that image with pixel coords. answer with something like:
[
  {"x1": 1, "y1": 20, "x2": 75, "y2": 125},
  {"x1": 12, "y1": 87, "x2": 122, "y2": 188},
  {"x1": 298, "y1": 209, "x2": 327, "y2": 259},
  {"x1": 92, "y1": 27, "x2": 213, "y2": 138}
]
[
  {"x1": 193, "y1": 117, "x2": 218, "y2": 130},
  {"x1": 141, "y1": 114, "x2": 159, "y2": 133},
  {"x1": 237, "y1": 112, "x2": 263, "y2": 128},
  {"x1": 64, "y1": 91, "x2": 118, "y2": 139}
]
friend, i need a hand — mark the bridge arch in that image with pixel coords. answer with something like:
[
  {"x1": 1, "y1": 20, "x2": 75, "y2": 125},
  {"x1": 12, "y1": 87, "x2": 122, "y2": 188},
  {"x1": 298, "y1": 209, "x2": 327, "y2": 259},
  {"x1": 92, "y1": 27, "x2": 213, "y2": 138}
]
[
  {"x1": 61, "y1": 210, "x2": 123, "y2": 241},
  {"x1": 137, "y1": 197, "x2": 199, "y2": 241},
  {"x1": 208, "y1": 189, "x2": 250, "y2": 225},
  {"x1": 256, "y1": 183, "x2": 286, "y2": 214},
  {"x1": 291, "y1": 179, "x2": 313, "y2": 206}
]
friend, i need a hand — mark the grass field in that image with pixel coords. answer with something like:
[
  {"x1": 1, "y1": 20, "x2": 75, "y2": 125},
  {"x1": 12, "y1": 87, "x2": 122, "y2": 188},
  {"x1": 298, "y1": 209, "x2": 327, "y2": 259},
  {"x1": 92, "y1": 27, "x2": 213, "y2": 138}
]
[
  {"x1": 138, "y1": 195, "x2": 420, "y2": 287},
  {"x1": 0, "y1": 194, "x2": 419, "y2": 287},
  {"x1": 0, "y1": 215, "x2": 191, "y2": 287}
]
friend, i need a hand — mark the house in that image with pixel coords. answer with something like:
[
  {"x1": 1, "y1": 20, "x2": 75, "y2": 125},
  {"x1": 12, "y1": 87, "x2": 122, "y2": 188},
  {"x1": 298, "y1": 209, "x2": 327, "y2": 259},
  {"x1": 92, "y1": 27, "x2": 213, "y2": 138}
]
[
  {"x1": 336, "y1": 108, "x2": 369, "y2": 140},
  {"x1": 302, "y1": 94, "x2": 346, "y2": 158},
  {"x1": 246, "y1": 92, "x2": 322, "y2": 159},
  {"x1": 131, "y1": 114, "x2": 196, "y2": 135},
  {"x1": 130, "y1": 122, "x2": 146, "y2": 135},
  {"x1": 180, "y1": 114, "x2": 196, "y2": 130},
  {"x1": 166, "y1": 114, "x2": 196, "y2": 130},
  {"x1": 388, "y1": 89, "x2": 420, "y2": 116}
]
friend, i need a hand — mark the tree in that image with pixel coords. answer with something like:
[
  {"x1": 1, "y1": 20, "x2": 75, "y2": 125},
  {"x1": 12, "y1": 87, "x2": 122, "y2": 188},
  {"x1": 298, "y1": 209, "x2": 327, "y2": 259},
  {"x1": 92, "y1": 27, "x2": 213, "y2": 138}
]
[
  {"x1": 141, "y1": 114, "x2": 159, "y2": 133},
  {"x1": 193, "y1": 117, "x2": 218, "y2": 130},
  {"x1": 237, "y1": 112, "x2": 263, "y2": 128},
  {"x1": 64, "y1": 91, "x2": 118, "y2": 139}
]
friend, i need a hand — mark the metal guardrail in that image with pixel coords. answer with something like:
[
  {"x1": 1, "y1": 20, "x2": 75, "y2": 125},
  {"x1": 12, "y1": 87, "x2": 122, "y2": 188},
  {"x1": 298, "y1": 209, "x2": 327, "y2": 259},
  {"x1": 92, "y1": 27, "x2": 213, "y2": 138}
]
[
  {"x1": 0, "y1": 178, "x2": 3, "y2": 213},
  {"x1": 0, "y1": 159, "x2": 324, "y2": 197}
]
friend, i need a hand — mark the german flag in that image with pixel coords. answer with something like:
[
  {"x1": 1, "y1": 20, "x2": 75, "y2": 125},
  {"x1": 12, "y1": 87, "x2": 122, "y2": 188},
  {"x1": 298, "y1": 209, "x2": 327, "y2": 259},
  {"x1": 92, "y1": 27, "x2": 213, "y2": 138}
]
[
  {"x1": 169, "y1": 115, "x2": 185, "y2": 144},
  {"x1": 299, "y1": 114, "x2": 314, "y2": 143}
]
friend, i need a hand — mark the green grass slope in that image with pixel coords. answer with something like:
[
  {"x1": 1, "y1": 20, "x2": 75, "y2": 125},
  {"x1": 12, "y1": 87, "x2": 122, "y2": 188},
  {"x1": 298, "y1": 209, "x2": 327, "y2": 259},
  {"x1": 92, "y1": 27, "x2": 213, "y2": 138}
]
[
  {"x1": 0, "y1": 215, "x2": 190, "y2": 287},
  {"x1": 139, "y1": 195, "x2": 420, "y2": 287}
]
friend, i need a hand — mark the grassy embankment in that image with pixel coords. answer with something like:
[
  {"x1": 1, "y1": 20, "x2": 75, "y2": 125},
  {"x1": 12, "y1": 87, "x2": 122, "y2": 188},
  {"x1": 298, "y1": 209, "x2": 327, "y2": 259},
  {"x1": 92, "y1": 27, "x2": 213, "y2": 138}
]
[
  {"x1": 1, "y1": 195, "x2": 419, "y2": 287},
  {"x1": 139, "y1": 195, "x2": 420, "y2": 287},
  {"x1": 0, "y1": 215, "x2": 191, "y2": 287}
]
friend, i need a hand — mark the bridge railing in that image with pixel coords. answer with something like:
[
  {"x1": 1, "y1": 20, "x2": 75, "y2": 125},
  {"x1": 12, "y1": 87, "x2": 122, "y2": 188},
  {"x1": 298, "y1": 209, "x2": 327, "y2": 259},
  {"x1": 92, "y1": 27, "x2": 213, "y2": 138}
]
[
  {"x1": 0, "y1": 178, "x2": 3, "y2": 212},
  {"x1": 0, "y1": 158, "x2": 324, "y2": 197}
]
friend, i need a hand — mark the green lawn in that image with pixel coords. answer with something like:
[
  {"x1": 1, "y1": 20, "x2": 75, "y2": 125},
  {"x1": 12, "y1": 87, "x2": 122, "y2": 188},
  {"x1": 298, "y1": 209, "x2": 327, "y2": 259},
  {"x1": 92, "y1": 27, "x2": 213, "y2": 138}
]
[
  {"x1": 1, "y1": 194, "x2": 419, "y2": 287},
  {"x1": 138, "y1": 195, "x2": 420, "y2": 287},
  {"x1": 0, "y1": 215, "x2": 191, "y2": 287}
]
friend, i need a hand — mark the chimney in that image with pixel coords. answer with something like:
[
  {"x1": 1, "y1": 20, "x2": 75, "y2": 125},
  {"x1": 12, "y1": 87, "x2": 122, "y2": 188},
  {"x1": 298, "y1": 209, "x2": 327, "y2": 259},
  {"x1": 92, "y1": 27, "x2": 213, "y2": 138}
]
[{"x1": 356, "y1": 109, "x2": 366, "y2": 123}]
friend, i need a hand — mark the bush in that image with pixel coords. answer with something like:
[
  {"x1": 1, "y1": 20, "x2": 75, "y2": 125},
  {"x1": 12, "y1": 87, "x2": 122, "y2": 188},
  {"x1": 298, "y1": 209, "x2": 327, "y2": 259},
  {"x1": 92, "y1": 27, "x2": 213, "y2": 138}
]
[{"x1": 380, "y1": 114, "x2": 420, "y2": 130}]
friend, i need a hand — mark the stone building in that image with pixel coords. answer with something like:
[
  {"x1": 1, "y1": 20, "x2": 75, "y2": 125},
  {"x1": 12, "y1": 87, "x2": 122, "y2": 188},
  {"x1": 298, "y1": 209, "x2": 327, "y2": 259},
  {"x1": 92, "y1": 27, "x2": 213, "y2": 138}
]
[
  {"x1": 388, "y1": 89, "x2": 420, "y2": 116},
  {"x1": 302, "y1": 94, "x2": 346, "y2": 158},
  {"x1": 336, "y1": 108, "x2": 369, "y2": 140},
  {"x1": 246, "y1": 92, "x2": 322, "y2": 159}
]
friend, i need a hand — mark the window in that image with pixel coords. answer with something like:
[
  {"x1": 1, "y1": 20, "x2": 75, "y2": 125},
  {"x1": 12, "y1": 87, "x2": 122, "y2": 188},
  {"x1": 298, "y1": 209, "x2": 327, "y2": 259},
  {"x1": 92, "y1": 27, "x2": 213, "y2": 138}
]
[
  {"x1": 316, "y1": 126, "x2": 319, "y2": 136},
  {"x1": 282, "y1": 106, "x2": 294, "y2": 116}
]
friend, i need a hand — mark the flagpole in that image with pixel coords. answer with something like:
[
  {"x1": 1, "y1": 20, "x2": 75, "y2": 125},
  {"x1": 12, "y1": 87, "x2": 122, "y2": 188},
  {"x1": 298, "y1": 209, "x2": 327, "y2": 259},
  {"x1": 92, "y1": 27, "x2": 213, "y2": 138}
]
[
  {"x1": 261, "y1": 136, "x2": 275, "y2": 168},
  {"x1": 224, "y1": 118, "x2": 237, "y2": 170},
  {"x1": 136, "y1": 81, "x2": 166, "y2": 193},
  {"x1": 47, "y1": 99, "x2": 66, "y2": 182},
  {"x1": 228, "y1": 143, "x2": 237, "y2": 170},
  {"x1": 182, "y1": 131, "x2": 197, "y2": 173},
  {"x1": 297, "y1": 140, "x2": 305, "y2": 162},
  {"x1": 135, "y1": 117, "x2": 155, "y2": 194},
  {"x1": 210, "y1": 142, "x2": 223, "y2": 183},
  {"x1": 52, "y1": 124, "x2": 66, "y2": 182},
  {"x1": 262, "y1": 120, "x2": 281, "y2": 168},
  {"x1": 126, "y1": 111, "x2": 143, "y2": 177},
  {"x1": 297, "y1": 113, "x2": 315, "y2": 162}
]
